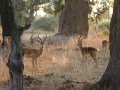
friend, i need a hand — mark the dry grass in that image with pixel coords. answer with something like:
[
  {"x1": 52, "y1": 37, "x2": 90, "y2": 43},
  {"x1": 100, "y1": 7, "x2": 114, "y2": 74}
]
[{"x1": 0, "y1": 33, "x2": 110, "y2": 90}]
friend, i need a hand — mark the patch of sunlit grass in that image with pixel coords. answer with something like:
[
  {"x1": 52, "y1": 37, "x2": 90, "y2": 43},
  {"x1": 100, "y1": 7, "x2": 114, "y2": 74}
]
[{"x1": 0, "y1": 33, "x2": 110, "y2": 89}]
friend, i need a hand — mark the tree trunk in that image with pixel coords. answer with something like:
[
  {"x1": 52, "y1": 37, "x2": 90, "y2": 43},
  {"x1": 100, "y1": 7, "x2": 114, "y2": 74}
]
[
  {"x1": 86, "y1": 0, "x2": 120, "y2": 90},
  {"x1": 0, "y1": 0, "x2": 25, "y2": 89},
  {"x1": 58, "y1": 0, "x2": 88, "y2": 36}
]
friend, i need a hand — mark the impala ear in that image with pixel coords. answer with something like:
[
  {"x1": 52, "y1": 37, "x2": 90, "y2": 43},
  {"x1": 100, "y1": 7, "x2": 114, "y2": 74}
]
[
  {"x1": 43, "y1": 35, "x2": 47, "y2": 44},
  {"x1": 37, "y1": 35, "x2": 43, "y2": 44},
  {"x1": 79, "y1": 35, "x2": 85, "y2": 40}
]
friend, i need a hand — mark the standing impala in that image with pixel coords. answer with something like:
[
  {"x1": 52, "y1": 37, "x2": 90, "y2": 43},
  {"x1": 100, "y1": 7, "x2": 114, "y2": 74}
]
[
  {"x1": 102, "y1": 40, "x2": 109, "y2": 49},
  {"x1": 102, "y1": 40, "x2": 109, "y2": 58},
  {"x1": 78, "y1": 36, "x2": 99, "y2": 64},
  {"x1": 22, "y1": 36, "x2": 47, "y2": 67}
]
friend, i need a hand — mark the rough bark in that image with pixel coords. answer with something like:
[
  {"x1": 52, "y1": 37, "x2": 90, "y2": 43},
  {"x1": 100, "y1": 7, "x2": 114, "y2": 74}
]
[
  {"x1": 85, "y1": 0, "x2": 120, "y2": 90},
  {"x1": 0, "y1": 0, "x2": 30, "y2": 90},
  {"x1": 58, "y1": 0, "x2": 88, "y2": 36}
]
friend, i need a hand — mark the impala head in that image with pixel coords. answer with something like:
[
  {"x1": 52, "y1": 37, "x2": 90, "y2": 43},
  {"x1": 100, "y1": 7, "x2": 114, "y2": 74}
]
[
  {"x1": 30, "y1": 35, "x2": 35, "y2": 44},
  {"x1": 77, "y1": 36, "x2": 85, "y2": 46},
  {"x1": 20, "y1": 43, "x2": 29, "y2": 48},
  {"x1": 37, "y1": 35, "x2": 47, "y2": 48}
]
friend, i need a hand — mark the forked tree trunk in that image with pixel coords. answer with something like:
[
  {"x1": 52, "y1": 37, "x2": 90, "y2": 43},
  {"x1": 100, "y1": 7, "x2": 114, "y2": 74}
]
[
  {"x1": 0, "y1": 0, "x2": 24, "y2": 90},
  {"x1": 86, "y1": 0, "x2": 120, "y2": 90},
  {"x1": 58, "y1": 0, "x2": 88, "y2": 36}
]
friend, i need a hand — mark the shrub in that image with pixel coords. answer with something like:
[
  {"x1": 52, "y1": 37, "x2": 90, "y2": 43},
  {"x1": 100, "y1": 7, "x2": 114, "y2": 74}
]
[
  {"x1": 97, "y1": 28, "x2": 109, "y2": 36},
  {"x1": 32, "y1": 16, "x2": 59, "y2": 32},
  {"x1": 102, "y1": 28, "x2": 109, "y2": 35},
  {"x1": 98, "y1": 20, "x2": 110, "y2": 30},
  {"x1": 97, "y1": 20, "x2": 110, "y2": 36}
]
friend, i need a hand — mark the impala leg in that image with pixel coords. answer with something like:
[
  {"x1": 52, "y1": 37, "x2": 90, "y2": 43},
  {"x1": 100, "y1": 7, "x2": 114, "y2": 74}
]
[
  {"x1": 35, "y1": 59, "x2": 37, "y2": 67},
  {"x1": 90, "y1": 52, "x2": 97, "y2": 64},
  {"x1": 32, "y1": 59, "x2": 35, "y2": 67},
  {"x1": 103, "y1": 49, "x2": 107, "y2": 58},
  {"x1": 104, "y1": 50, "x2": 106, "y2": 58},
  {"x1": 90, "y1": 53, "x2": 98, "y2": 68},
  {"x1": 81, "y1": 54, "x2": 84, "y2": 60},
  {"x1": 84, "y1": 55, "x2": 87, "y2": 60},
  {"x1": 80, "y1": 55, "x2": 83, "y2": 65},
  {"x1": 94, "y1": 53, "x2": 97, "y2": 64},
  {"x1": 81, "y1": 54, "x2": 85, "y2": 61}
]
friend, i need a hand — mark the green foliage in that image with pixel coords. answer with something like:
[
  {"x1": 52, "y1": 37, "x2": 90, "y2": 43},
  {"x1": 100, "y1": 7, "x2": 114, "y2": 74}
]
[
  {"x1": 32, "y1": 16, "x2": 59, "y2": 32},
  {"x1": 54, "y1": 0, "x2": 65, "y2": 14},
  {"x1": 14, "y1": 0, "x2": 27, "y2": 25},
  {"x1": 26, "y1": 0, "x2": 50, "y2": 12},
  {"x1": 97, "y1": 20, "x2": 110, "y2": 36},
  {"x1": 14, "y1": 0, "x2": 113, "y2": 25},
  {"x1": 43, "y1": 3, "x2": 55, "y2": 15},
  {"x1": 98, "y1": 20, "x2": 110, "y2": 30},
  {"x1": 87, "y1": 0, "x2": 112, "y2": 23},
  {"x1": 13, "y1": 0, "x2": 50, "y2": 25},
  {"x1": 43, "y1": 0, "x2": 113, "y2": 22},
  {"x1": 43, "y1": 0, "x2": 65, "y2": 15}
]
